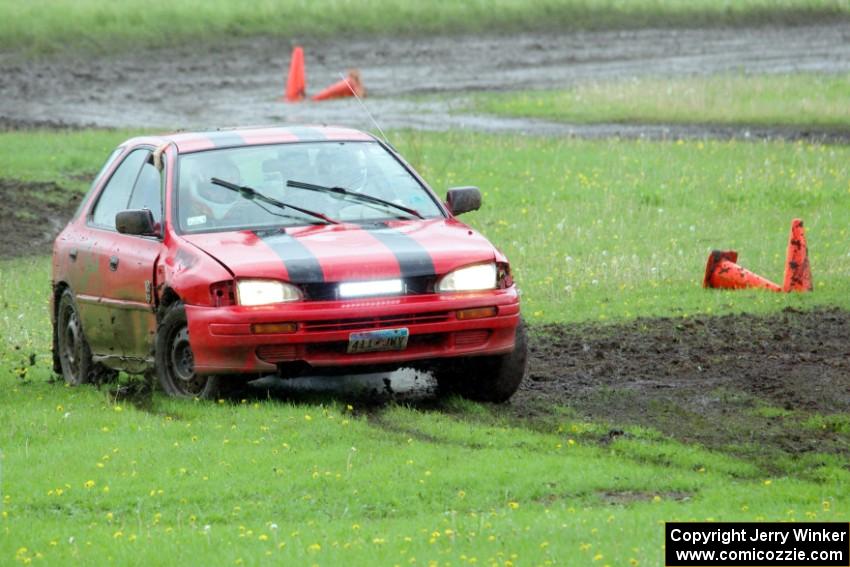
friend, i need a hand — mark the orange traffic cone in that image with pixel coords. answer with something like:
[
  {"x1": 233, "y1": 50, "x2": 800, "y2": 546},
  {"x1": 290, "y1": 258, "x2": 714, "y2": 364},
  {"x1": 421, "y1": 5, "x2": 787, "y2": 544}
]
[
  {"x1": 703, "y1": 250, "x2": 782, "y2": 292},
  {"x1": 311, "y1": 69, "x2": 365, "y2": 101},
  {"x1": 281, "y1": 46, "x2": 306, "y2": 102},
  {"x1": 782, "y1": 218, "x2": 812, "y2": 292}
]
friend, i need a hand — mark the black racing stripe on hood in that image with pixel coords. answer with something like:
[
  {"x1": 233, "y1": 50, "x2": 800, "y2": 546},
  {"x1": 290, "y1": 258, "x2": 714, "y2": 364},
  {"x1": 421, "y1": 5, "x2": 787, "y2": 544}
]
[
  {"x1": 366, "y1": 226, "x2": 435, "y2": 279},
  {"x1": 254, "y1": 230, "x2": 324, "y2": 283}
]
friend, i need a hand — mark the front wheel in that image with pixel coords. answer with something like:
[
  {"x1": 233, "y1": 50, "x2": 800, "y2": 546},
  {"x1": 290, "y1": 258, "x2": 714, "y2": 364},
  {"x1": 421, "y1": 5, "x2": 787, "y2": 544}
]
[
  {"x1": 435, "y1": 320, "x2": 528, "y2": 403},
  {"x1": 155, "y1": 302, "x2": 223, "y2": 399}
]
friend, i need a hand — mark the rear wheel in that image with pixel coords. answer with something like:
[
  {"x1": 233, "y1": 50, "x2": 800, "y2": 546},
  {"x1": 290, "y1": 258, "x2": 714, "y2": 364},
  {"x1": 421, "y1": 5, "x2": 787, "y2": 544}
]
[
  {"x1": 435, "y1": 320, "x2": 527, "y2": 403},
  {"x1": 155, "y1": 302, "x2": 223, "y2": 399},
  {"x1": 56, "y1": 289, "x2": 94, "y2": 386}
]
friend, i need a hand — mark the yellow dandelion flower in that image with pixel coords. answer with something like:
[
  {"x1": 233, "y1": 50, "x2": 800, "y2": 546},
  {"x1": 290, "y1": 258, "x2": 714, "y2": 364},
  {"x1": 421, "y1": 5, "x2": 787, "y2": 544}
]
[
  {"x1": 307, "y1": 543, "x2": 321, "y2": 552},
  {"x1": 84, "y1": 480, "x2": 95, "y2": 489},
  {"x1": 508, "y1": 501, "x2": 520, "y2": 509},
  {"x1": 113, "y1": 531, "x2": 123, "y2": 538}
]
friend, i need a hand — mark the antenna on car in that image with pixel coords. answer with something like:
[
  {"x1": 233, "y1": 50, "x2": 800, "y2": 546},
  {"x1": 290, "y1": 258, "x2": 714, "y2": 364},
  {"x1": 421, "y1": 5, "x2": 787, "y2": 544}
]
[{"x1": 340, "y1": 72, "x2": 391, "y2": 147}]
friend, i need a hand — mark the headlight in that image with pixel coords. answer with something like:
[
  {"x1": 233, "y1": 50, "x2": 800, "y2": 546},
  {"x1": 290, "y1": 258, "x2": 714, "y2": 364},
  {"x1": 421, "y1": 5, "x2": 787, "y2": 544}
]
[
  {"x1": 436, "y1": 262, "x2": 497, "y2": 293},
  {"x1": 237, "y1": 279, "x2": 301, "y2": 306}
]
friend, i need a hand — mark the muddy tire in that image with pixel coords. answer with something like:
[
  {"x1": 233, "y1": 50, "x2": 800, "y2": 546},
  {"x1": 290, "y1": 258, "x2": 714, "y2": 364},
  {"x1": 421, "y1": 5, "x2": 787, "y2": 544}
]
[
  {"x1": 436, "y1": 320, "x2": 527, "y2": 403},
  {"x1": 55, "y1": 289, "x2": 96, "y2": 386},
  {"x1": 155, "y1": 302, "x2": 222, "y2": 399}
]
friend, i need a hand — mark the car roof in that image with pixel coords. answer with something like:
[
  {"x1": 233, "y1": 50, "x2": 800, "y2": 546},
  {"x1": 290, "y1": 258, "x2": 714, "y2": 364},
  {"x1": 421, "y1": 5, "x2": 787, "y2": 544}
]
[{"x1": 123, "y1": 125, "x2": 376, "y2": 154}]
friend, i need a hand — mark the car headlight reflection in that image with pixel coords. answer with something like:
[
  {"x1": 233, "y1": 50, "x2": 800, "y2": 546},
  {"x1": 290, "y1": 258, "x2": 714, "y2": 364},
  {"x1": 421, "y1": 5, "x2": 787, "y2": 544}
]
[
  {"x1": 436, "y1": 262, "x2": 497, "y2": 293},
  {"x1": 237, "y1": 279, "x2": 302, "y2": 306}
]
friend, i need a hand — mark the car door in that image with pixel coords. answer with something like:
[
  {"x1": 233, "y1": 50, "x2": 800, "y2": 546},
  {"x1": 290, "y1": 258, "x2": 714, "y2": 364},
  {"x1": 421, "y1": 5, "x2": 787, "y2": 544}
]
[
  {"x1": 80, "y1": 147, "x2": 162, "y2": 369},
  {"x1": 104, "y1": 153, "x2": 164, "y2": 366},
  {"x1": 75, "y1": 148, "x2": 149, "y2": 357}
]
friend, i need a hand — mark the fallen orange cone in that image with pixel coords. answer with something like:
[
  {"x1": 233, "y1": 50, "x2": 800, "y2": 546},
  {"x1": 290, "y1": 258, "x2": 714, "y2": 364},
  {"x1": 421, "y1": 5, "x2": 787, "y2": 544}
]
[
  {"x1": 312, "y1": 69, "x2": 365, "y2": 101},
  {"x1": 703, "y1": 250, "x2": 782, "y2": 292},
  {"x1": 782, "y1": 218, "x2": 813, "y2": 292},
  {"x1": 281, "y1": 46, "x2": 306, "y2": 102}
]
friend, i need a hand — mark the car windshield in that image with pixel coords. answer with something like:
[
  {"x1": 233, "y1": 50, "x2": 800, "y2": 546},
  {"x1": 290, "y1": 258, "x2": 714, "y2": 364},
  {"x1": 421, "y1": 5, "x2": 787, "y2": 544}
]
[{"x1": 176, "y1": 141, "x2": 444, "y2": 233}]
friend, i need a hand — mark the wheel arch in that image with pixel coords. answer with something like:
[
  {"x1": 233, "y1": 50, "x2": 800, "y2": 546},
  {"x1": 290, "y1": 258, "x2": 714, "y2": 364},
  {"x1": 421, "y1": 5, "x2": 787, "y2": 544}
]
[{"x1": 157, "y1": 286, "x2": 183, "y2": 320}]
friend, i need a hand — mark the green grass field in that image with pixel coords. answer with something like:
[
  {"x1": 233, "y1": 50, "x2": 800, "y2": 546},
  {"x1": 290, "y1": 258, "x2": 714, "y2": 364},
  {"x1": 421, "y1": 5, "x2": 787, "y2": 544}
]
[
  {"x1": 3, "y1": 127, "x2": 849, "y2": 324},
  {"x1": 1, "y1": 373, "x2": 847, "y2": 565},
  {"x1": 1, "y1": 128, "x2": 849, "y2": 564},
  {"x1": 2, "y1": 0, "x2": 849, "y2": 54},
  {"x1": 471, "y1": 73, "x2": 850, "y2": 130}
]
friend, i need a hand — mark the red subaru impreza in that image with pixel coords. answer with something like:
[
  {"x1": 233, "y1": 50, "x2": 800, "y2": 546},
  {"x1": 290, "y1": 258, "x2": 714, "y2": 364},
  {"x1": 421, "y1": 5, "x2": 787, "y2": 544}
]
[{"x1": 51, "y1": 126, "x2": 525, "y2": 401}]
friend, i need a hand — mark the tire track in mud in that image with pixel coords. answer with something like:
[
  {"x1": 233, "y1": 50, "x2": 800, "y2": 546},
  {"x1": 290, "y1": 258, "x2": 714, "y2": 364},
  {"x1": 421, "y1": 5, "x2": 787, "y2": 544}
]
[{"x1": 231, "y1": 307, "x2": 850, "y2": 464}]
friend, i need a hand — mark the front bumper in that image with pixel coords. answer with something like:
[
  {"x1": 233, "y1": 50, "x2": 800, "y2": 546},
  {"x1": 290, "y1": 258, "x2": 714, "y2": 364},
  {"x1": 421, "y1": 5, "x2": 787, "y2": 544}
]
[{"x1": 186, "y1": 288, "x2": 521, "y2": 375}]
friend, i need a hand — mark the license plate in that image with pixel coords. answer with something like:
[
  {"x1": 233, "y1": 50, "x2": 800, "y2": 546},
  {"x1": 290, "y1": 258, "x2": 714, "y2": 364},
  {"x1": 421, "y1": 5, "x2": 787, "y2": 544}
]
[{"x1": 347, "y1": 328, "x2": 409, "y2": 354}]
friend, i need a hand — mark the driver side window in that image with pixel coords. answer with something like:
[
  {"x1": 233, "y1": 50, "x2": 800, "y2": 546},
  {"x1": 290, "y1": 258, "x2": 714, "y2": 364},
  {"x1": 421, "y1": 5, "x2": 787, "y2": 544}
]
[{"x1": 91, "y1": 149, "x2": 150, "y2": 229}]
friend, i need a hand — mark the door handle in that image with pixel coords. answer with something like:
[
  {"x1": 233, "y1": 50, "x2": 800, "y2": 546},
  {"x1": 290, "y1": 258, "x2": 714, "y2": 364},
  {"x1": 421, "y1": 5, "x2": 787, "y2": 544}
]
[
  {"x1": 109, "y1": 256, "x2": 119, "y2": 271},
  {"x1": 69, "y1": 248, "x2": 78, "y2": 261}
]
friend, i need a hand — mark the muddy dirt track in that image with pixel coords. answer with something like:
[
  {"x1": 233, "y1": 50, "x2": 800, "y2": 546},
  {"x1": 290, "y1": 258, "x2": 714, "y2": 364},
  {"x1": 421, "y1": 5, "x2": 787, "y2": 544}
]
[
  {"x1": 2, "y1": 24, "x2": 850, "y2": 139},
  {"x1": 0, "y1": 179, "x2": 80, "y2": 258},
  {"x1": 520, "y1": 308, "x2": 850, "y2": 456}
]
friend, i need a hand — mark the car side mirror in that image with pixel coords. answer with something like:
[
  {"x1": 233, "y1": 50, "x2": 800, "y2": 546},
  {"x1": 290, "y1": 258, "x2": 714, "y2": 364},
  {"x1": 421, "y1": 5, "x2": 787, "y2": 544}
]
[
  {"x1": 446, "y1": 186, "x2": 482, "y2": 216},
  {"x1": 116, "y1": 209, "x2": 157, "y2": 236}
]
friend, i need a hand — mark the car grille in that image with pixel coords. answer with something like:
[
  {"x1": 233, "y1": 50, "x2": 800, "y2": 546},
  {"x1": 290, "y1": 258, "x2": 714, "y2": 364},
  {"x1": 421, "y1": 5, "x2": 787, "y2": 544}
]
[
  {"x1": 302, "y1": 311, "x2": 450, "y2": 332},
  {"x1": 301, "y1": 275, "x2": 435, "y2": 301},
  {"x1": 453, "y1": 329, "x2": 491, "y2": 347},
  {"x1": 256, "y1": 344, "x2": 298, "y2": 363}
]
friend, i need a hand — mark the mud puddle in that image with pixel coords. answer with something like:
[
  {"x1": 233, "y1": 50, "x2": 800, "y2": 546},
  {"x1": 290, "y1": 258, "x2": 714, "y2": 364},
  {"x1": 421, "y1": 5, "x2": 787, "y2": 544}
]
[
  {"x1": 2, "y1": 24, "x2": 849, "y2": 139},
  {"x1": 0, "y1": 179, "x2": 80, "y2": 259}
]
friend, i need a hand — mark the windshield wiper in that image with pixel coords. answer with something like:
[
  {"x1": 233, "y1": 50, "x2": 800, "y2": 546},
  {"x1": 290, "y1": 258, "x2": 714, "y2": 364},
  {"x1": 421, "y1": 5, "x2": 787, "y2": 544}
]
[
  {"x1": 286, "y1": 180, "x2": 424, "y2": 220},
  {"x1": 211, "y1": 178, "x2": 339, "y2": 225}
]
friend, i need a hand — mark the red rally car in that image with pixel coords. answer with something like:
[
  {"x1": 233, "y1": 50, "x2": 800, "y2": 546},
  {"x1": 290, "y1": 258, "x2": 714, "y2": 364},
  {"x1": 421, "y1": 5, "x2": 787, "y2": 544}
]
[{"x1": 51, "y1": 126, "x2": 526, "y2": 401}]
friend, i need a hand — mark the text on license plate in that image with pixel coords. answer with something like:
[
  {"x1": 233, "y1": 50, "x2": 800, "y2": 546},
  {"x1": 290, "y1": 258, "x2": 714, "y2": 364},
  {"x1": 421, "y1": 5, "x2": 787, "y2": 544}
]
[{"x1": 347, "y1": 328, "x2": 409, "y2": 354}]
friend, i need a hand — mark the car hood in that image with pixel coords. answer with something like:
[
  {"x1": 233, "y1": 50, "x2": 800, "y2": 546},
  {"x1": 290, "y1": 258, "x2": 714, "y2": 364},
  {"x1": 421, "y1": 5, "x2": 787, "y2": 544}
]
[{"x1": 180, "y1": 219, "x2": 499, "y2": 283}]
